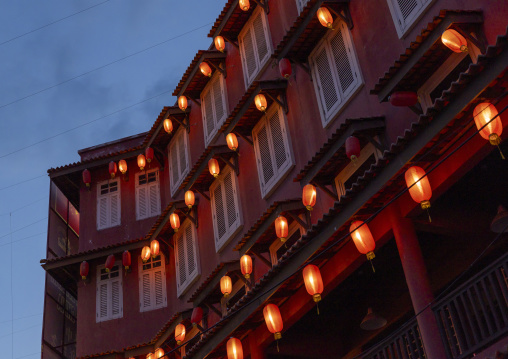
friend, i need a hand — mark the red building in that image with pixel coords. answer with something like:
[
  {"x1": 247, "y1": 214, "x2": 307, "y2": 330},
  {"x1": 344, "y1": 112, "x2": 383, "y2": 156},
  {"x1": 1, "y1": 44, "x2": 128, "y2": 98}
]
[{"x1": 41, "y1": 0, "x2": 508, "y2": 358}]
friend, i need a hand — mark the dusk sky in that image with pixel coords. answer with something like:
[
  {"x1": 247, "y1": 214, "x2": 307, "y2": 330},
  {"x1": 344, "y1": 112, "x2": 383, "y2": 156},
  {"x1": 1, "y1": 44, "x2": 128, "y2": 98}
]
[{"x1": 0, "y1": 1, "x2": 225, "y2": 357}]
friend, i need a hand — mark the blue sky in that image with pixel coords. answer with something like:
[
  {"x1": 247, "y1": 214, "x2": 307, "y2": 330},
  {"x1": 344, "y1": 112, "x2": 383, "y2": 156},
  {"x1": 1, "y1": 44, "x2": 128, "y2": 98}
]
[{"x1": 0, "y1": 1, "x2": 225, "y2": 357}]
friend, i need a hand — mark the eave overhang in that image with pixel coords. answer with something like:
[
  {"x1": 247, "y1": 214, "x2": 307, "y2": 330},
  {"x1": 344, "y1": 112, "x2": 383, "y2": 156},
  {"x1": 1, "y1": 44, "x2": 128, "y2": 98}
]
[
  {"x1": 188, "y1": 261, "x2": 240, "y2": 306},
  {"x1": 208, "y1": 0, "x2": 262, "y2": 40}
]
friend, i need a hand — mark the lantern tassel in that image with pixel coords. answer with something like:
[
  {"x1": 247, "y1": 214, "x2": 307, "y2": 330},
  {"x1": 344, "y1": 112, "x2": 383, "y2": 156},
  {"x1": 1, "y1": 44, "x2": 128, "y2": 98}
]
[
  {"x1": 496, "y1": 144, "x2": 506, "y2": 160},
  {"x1": 426, "y1": 208, "x2": 432, "y2": 223},
  {"x1": 316, "y1": 302, "x2": 320, "y2": 315},
  {"x1": 369, "y1": 258, "x2": 376, "y2": 273},
  {"x1": 277, "y1": 339, "x2": 279, "y2": 352}
]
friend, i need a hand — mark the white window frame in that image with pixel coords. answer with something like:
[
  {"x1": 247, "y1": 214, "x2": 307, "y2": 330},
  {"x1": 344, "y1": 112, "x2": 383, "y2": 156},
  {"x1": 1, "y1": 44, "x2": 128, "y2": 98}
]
[
  {"x1": 238, "y1": 6, "x2": 273, "y2": 88},
  {"x1": 210, "y1": 166, "x2": 243, "y2": 253},
  {"x1": 168, "y1": 127, "x2": 190, "y2": 196},
  {"x1": 175, "y1": 220, "x2": 200, "y2": 297},
  {"x1": 386, "y1": 0, "x2": 435, "y2": 38},
  {"x1": 252, "y1": 103, "x2": 295, "y2": 199},
  {"x1": 96, "y1": 262, "x2": 123, "y2": 322},
  {"x1": 309, "y1": 18, "x2": 363, "y2": 128},
  {"x1": 295, "y1": 0, "x2": 310, "y2": 13},
  {"x1": 269, "y1": 221, "x2": 304, "y2": 265},
  {"x1": 135, "y1": 168, "x2": 161, "y2": 221},
  {"x1": 138, "y1": 253, "x2": 167, "y2": 312},
  {"x1": 201, "y1": 72, "x2": 229, "y2": 147},
  {"x1": 96, "y1": 179, "x2": 121, "y2": 230}
]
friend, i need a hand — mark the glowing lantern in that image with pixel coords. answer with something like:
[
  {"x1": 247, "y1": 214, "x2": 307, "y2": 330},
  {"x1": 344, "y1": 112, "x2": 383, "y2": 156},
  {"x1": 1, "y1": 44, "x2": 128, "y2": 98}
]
[
  {"x1": 119, "y1": 159, "x2": 128, "y2": 174},
  {"x1": 199, "y1": 62, "x2": 213, "y2": 77},
  {"x1": 254, "y1": 94, "x2": 267, "y2": 112},
  {"x1": 170, "y1": 213, "x2": 180, "y2": 232},
  {"x1": 303, "y1": 264, "x2": 323, "y2": 313},
  {"x1": 350, "y1": 220, "x2": 376, "y2": 260},
  {"x1": 175, "y1": 323, "x2": 186, "y2": 345},
  {"x1": 441, "y1": 29, "x2": 468, "y2": 53},
  {"x1": 150, "y1": 239, "x2": 160, "y2": 258},
  {"x1": 105, "y1": 255, "x2": 115, "y2": 272},
  {"x1": 146, "y1": 353, "x2": 154, "y2": 359},
  {"x1": 239, "y1": 0, "x2": 250, "y2": 11},
  {"x1": 389, "y1": 91, "x2": 418, "y2": 107},
  {"x1": 137, "y1": 154, "x2": 146, "y2": 171},
  {"x1": 185, "y1": 190, "x2": 195, "y2": 208},
  {"x1": 109, "y1": 161, "x2": 117, "y2": 178},
  {"x1": 221, "y1": 275, "x2": 232, "y2": 297},
  {"x1": 226, "y1": 133, "x2": 239, "y2": 151},
  {"x1": 317, "y1": 7, "x2": 333, "y2": 29},
  {"x1": 82, "y1": 169, "x2": 91, "y2": 188},
  {"x1": 346, "y1": 136, "x2": 361, "y2": 162},
  {"x1": 279, "y1": 58, "x2": 292, "y2": 79},
  {"x1": 302, "y1": 184, "x2": 317, "y2": 211},
  {"x1": 275, "y1": 216, "x2": 289, "y2": 242},
  {"x1": 405, "y1": 166, "x2": 432, "y2": 211},
  {"x1": 141, "y1": 246, "x2": 151, "y2": 262},
  {"x1": 227, "y1": 337, "x2": 244, "y2": 359},
  {"x1": 240, "y1": 255, "x2": 252, "y2": 279},
  {"x1": 263, "y1": 304, "x2": 283, "y2": 340},
  {"x1": 154, "y1": 348, "x2": 164, "y2": 359},
  {"x1": 473, "y1": 103, "x2": 504, "y2": 159},
  {"x1": 208, "y1": 158, "x2": 220, "y2": 178},
  {"x1": 145, "y1": 147, "x2": 154, "y2": 163},
  {"x1": 191, "y1": 307, "x2": 203, "y2": 327},
  {"x1": 164, "y1": 118, "x2": 173, "y2": 134},
  {"x1": 215, "y1": 36, "x2": 226, "y2": 52},
  {"x1": 122, "y1": 250, "x2": 131, "y2": 271},
  {"x1": 80, "y1": 261, "x2": 89, "y2": 280},
  {"x1": 178, "y1": 96, "x2": 188, "y2": 111}
]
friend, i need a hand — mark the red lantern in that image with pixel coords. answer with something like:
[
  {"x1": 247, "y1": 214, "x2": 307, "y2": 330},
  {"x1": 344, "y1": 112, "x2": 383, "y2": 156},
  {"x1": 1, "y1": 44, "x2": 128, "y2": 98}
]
[
  {"x1": 345, "y1": 136, "x2": 361, "y2": 162},
  {"x1": 122, "y1": 250, "x2": 131, "y2": 271},
  {"x1": 317, "y1": 7, "x2": 333, "y2": 29},
  {"x1": 240, "y1": 254, "x2": 252, "y2": 279},
  {"x1": 350, "y1": 220, "x2": 376, "y2": 257},
  {"x1": 208, "y1": 158, "x2": 220, "y2": 178},
  {"x1": 302, "y1": 264, "x2": 324, "y2": 303},
  {"x1": 119, "y1": 159, "x2": 127, "y2": 174},
  {"x1": 150, "y1": 239, "x2": 160, "y2": 258},
  {"x1": 191, "y1": 307, "x2": 203, "y2": 327},
  {"x1": 254, "y1": 94, "x2": 267, "y2": 112},
  {"x1": 178, "y1": 96, "x2": 188, "y2": 111},
  {"x1": 227, "y1": 337, "x2": 244, "y2": 359},
  {"x1": 405, "y1": 166, "x2": 432, "y2": 210},
  {"x1": 473, "y1": 103, "x2": 503, "y2": 144},
  {"x1": 82, "y1": 169, "x2": 91, "y2": 188},
  {"x1": 441, "y1": 29, "x2": 468, "y2": 53},
  {"x1": 226, "y1": 133, "x2": 239, "y2": 151},
  {"x1": 185, "y1": 190, "x2": 195, "y2": 209},
  {"x1": 105, "y1": 255, "x2": 115, "y2": 272},
  {"x1": 389, "y1": 92, "x2": 418, "y2": 107},
  {"x1": 263, "y1": 304, "x2": 283, "y2": 340},
  {"x1": 145, "y1": 147, "x2": 154, "y2": 163},
  {"x1": 175, "y1": 323, "x2": 186, "y2": 345},
  {"x1": 275, "y1": 216, "x2": 289, "y2": 242},
  {"x1": 215, "y1": 36, "x2": 226, "y2": 52},
  {"x1": 239, "y1": 0, "x2": 250, "y2": 11},
  {"x1": 141, "y1": 246, "x2": 151, "y2": 262},
  {"x1": 164, "y1": 118, "x2": 173, "y2": 134},
  {"x1": 80, "y1": 261, "x2": 89, "y2": 280},
  {"x1": 279, "y1": 58, "x2": 292, "y2": 79},
  {"x1": 109, "y1": 161, "x2": 117, "y2": 178},
  {"x1": 154, "y1": 348, "x2": 164, "y2": 359},
  {"x1": 221, "y1": 275, "x2": 232, "y2": 297},
  {"x1": 146, "y1": 354, "x2": 154, "y2": 359},
  {"x1": 137, "y1": 154, "x2": 146, "y2": 171},
  {"x1": 199, "y1": 62, "x2": 213, "y2": 77},
  {"x1": 170, "y1": 213, "x2": 180, "y2": 232},
  {"x1": 302, "y1": 184, "x2": 317, "y2": 211}
]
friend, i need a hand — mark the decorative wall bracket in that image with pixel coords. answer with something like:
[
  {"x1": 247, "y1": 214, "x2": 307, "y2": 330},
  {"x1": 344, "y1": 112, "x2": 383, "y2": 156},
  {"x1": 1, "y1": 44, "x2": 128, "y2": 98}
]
[
  {"x1": 285, "y1": 210, "x2": 311, "y2": 230},
  {"x1": 217, "y1": 154, "x2": 239, "y2": 176},
  {"x1": 171, "y1": 115, "x2": 190, "y2": 133},
  {"x1": 195, "y1": 188, "x2": 210, "y2": 202},
  {"x1": 264, "y1": 91, "x2": 288, "y2": 114},
  {"x1": 178, "y1": 206, "x2": 199, "y2": 229},
  {"x1": 312, "y1": 181, "x2": 338, "y2": 201},
  {"x1": 221, "y1": 35, "x2": 239, "y2": 50},
  {"x1": 327, "y1": 4, "x2": 353, "y2": 30},
  {"x1": 207, "y1": 60, "x2": 227, "y2": 79},
  {"x1": 252, "y1": 0, "x2": 269, "y2": 14},
  {"x1": 233, "y1": 132, "x2": 254, "y2": 147}
]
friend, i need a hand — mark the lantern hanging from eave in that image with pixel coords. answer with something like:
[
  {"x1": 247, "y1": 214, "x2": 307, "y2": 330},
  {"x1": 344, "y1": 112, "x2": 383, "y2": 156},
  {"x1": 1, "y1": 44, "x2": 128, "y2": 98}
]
[
  {"x1": 150, "y1": 239, "x2": 160, "y2": 258},
  {"x1": 119, "y1": 159, "x2": 128, "y2": 174},
  {"x1": 389, "y1": 91, "x2": 418, "y2": 107},
  {"x1": 170, "y1": 213, "x2": 180, "y2": 232},
  {"x1": 226, "y1": 133, "x2": 239, "y2": 151},
  {"x1": 146, "y1": 353, "x2": 154, "y2": 359},
  {"x1": 82, "y1": 169, "x2": 91, "y2": 188},
  {"x1": 317, "y1": 7, "x2": 333, "y2": 29},
  {"x1": 145, "y1": 147, "x2": 154, "y2": 163},
  {"x1": 441, "y1": 29, "x2": 468, "y2": 53},
  {"x1": 199, "y1": 62, "x2": 213, "y2": 77},
  {"x1": 254, "y1": 94, "x2": 267, "y2": 112},
  {"x1": 473, "y1": 103, "x2": 505, "y2": 159},
  {"x1": 302, "y1": 264, "x2": 324, "y2": 311},
  {"x1": 208, "y1": 158, "x2": 220, "y2": 178},
  {"x1": 240, "y1": 254, "x2": 252, "y2": 279},
  {"x1": 263, "y1": 304, "x2": 283, "y2": 341},
  {"x1": 185, "y1": 190, "x2": 195, "y2": 209},
  {"x1": 215, "y1": 36, "x2": 226, "y2": 52},
  {"x1": 221, "y1": 275, "x2": 232, "y2": 297},
  {"x1": 122, "y1": 250, "x2": 131, "y2": 271},
  {"x1": 191, "y1": 307, "x2": 203, "y2": 327},
  {"x1": 80, "y1": 261, "x2": 89, "y2": 280},
  {"x1": 275, "y1": 216, "x2": 289, "y2": 242},
  {"x1": 346, "y1": 136, "x2": 361, "y2": 162},
  {"x1": 175, "y1": 323, "x2": 186, "y2": 345},
  {"x1": 105, "y1": 254, "x2": 115, "y2": 272},
  {"x1": 279, "y1": 58, "x2": 292, "y2": 79},
  {"x1": 302, "y1": 184, "x2": 317, "y2": 211},
  {"x1": 109, "y1": 161, "x2": 117, "y2": 178},
  {"x1": 137, "y1": 154, "x2": 146, "y2": 171},
  {"x1": 239, "y1": 0, "x2": 250, "y2": 11},
  {"x1": 178, "y1": 96, "x2": 188, "y2": 111},
  {"x1": 141, "y1": 246, "x2": 151, "y2": 263},
  {"x1": 154, "y1": 348, "x2": 164, "y2": 359},
  {"x1": 350, "y1": 220, "x2": 376, "y2": 272},
  {"x1": 227, "y1": 337, "x2": 244, "y2": 359},
  {"x1": 405, "y1": 166, "x2": 433, "y2": 222},
  {"x1": 164, "y1": 118, "x2": 173, "y2": 134}
]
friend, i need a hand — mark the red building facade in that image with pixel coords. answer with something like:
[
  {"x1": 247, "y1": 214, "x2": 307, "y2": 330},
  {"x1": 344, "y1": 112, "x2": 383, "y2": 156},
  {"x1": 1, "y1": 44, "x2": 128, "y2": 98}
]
[{"x1": 41, "y1": 0, "x2": 508, "y2": 358}]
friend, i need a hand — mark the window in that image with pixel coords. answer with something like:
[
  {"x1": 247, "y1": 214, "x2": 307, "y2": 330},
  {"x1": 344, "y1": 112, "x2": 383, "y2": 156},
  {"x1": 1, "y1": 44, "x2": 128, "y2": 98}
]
[
  {"x1": 239, "y1": 7, "x2": 272, "y2": 88},
  {"x1": 296, "y1": 0, "x2": 309, "y2": 13},
  {"x1": 169, "y1": 128, "x2": 190, "y2": 196},
  {"x1": 386, "y1": 0, "x2": 433, "y2": 38},
  {"x1": 201, "y1": 72, "x2": 228, "y2": 146},
  {"x1": 139, "y1": 254, "x2": 167, "y2": 312},
  {"x1": 175, "y1": 221, "x2": 200, "y2": 297},
  {"x1": 135, "y1": 169, "x2": 161, "y2": 220},
  {"x1": 97, "y1": 180, "x2": 120, "y2": 230},
  {"x1": 210, "y1": 166, "x2": 243, "y2": 252},
  {"x1": 96, "y1": 264, "x2": 123, "y2": 322},
  {"x1": 309, "y1": 19, "x2": 362, "y2": 127},
  {"x1": 252, "y1": 104, "x2": 294, "y2": 198},
  {"x1": 269, "y1": 222, "x2": 303, "y2": 265}
]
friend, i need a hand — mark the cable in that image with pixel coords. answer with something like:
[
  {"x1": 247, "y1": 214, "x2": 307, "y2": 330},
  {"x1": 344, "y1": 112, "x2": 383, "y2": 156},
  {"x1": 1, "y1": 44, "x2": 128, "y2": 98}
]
[
  {"x1": 0, "y1": 323, "x2": 42, "y2": 340},
  {"x1": 0, "y1": 1, "x2": 111, "y2": 47},
  {"x1": 0, "y1": 175, "x2": 46, "y2": 191},
  {"x1": 0, "y1": 217, "x2": 47, "y2": 241},
  {"x1": 0, "y1": 232, "x2": 46, "y2": 248},
  {"x1": 0, "y1": 197, "x2": 48, "y2": 217},
  {"x1": 0, "y1": 313, "x2": 43, "y2": 325},
  {"x1": 15, "y1": 352, "x2": 41, "y2": 359}
]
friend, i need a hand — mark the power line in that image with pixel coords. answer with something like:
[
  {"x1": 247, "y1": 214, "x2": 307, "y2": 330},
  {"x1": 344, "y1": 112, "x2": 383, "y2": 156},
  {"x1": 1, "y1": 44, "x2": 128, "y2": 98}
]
[
  {"x1": 0, "y1": 323, "x2": 42, "y2": 340},
  {"x1": 15, "y1": 352, "x2": 41, "y2": 359},
  {"x1": 0, "y1": 313, "x2": 43, "y2": 325},
  {"x1": 0, "y1": 218, "x2": 47, "y2": 241},
  {"x1": 0, "y1": 232, "x2": 46, "y2": 248},
  {"x1": 0, "y1": 197, "x2": 48, "y2": 217},
  {"x1": 0, "y1": 175, "x2": 46, "y2": 191}
]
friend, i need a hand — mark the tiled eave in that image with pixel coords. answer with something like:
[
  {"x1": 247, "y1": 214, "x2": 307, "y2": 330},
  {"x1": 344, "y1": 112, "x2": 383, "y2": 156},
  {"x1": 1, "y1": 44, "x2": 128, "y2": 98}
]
[
  {"x1": 141, "y1": 105, "x2": 191, "y2": 151},
  {"x1": 188, "y1": 261, "x2": 239, "y2": 305},
  {"x1": 208, "y1": 0, "x2": 257, "y2": 40}
]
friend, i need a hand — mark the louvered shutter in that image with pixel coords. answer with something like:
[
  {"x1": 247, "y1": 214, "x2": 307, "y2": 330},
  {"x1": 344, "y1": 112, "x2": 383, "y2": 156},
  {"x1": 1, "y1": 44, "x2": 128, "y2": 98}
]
[
  {"x1": 297, "y1": 0, "x2": 309, "y2": 12},
  {"x1": 170, "y1": 141, "x2": 179, "y2": 191},
  {"x1": 137, "y1": 185, "x2": 147, "y2": 219},
  {"x1": 240, "y1": 26, "x2": 258, "y2": 85},
  {"x1": 96, "y1": 265, "x2": 122, "y2": 322},
  {"x1": 212, "y1": 75, "x2": 226, "y2": 127},
  {"x1": 330, "y1": 22, "x2": 360, "y2": 100},
  {"x1": 202, "y1": 86, "x2": 215, "y2": 145},
  {"x1": 109, "y1": 193, "x2": 120, "y2": 226},
  {"x1": 224, "y1": 171, "x2": 240, "y2": 232},
  {"x1": 268, "y1": 108, "x2": 291, "y2": 174},
  {"x1": 97, "y1": 283, "x2": 108, "y2": 320},
  {"x1": 98, "y1": 197, "x2": 108, "y2": 230},
  {"x1": 111, "y1": 279, "x2": 121, "y2": 317},
  {"x1": 253, "y1": 122, "x2": 275, "y2": 192},
  {"x1": 178, "y1": 131, "x2": 189, "y2": 179},
  {"x1": 154, "y1": 269, "x2": 166, "y2": 307},
  {"x1": 212, "y1": 181, "x2": 227, "y2": 245},
  {"x1": 312, "y1": 43, "x2": 340, "y2": 120},
  {"x1": 176, "y1": 233, "x2": 186, "y2": 292},
  {"x1": 185, "y1": 224, "x2": 198, "y2": 281},
  {"x1": 140, "y1": 272, "x2": 152, "y2": 310},
  {"x1": 252, "y1": 11, "x2": 270, "y2": 68},
  {"x1": 395, "y1": 0, "x2": 421, "y2": 30},
  {"x1": 148, "y1": 181, "x2": 160, "y2": 217}
]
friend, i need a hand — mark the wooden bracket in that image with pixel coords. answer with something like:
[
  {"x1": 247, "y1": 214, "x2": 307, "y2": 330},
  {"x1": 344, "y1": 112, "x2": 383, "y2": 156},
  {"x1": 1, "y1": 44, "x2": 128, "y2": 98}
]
[
  {"x1": 328, "y1": 5, "x2": 353, "y2": 30},
  {"x1": 178, "y1": 207, "x2": 198, "y2": 228},
  {"x1": 289, "y1": 58, "x2": 312, "y2": 78},
  {"x1": 232, "y1": 271, "x2": 248, "y2": 285},
  {"x1": 409, "y1": 102, "x2": 424, "y2": 116},
  {"x1": 205, "y1": 302, "x2": 222, "y2": 317},
  {"x1": 364, "y1": 134, "x2": 386, "y2": 153},
  {"x1": 251, "y1": 0, "x2": 269, "y2": 14},
  {"x1": 313, "y1": 181, "x2": 338, "y2": 201},
  {"x1": 250, "y1": 249, "x2": 272, "y2": 268},
  {"x1": 233, "y1": 132, "x2": 253, "y2": 147},
  {"x1": 285, "y1": 211, "x2": 311, "y2": 230},
  {"x1": 222, "y1": 35, "x2": 239, "y2": 50},
  {"x1": 189, "y1": 97, "x2": 201, "y2": 107},
  {"x1": 217, "y1": 154, "x2": 239, "y2": 176},
  {"x1": 153, "y1": 148, "x2": 166, "y2": 170},
  {"x1": 454, "y1": 26, "x2": 487, "y2": 54},
  {"x1": 171, "y1": 115, "x2": 190, "y2": 133},
  {"x1": 207, "y1": 61, "x2": 227, "y2": 79},
  {"x1": 195, "y1": 188, "x2": 210, "y2": 202},
  {"x1": 264, "y1": 91, "x2": 288, "y2": 114}
]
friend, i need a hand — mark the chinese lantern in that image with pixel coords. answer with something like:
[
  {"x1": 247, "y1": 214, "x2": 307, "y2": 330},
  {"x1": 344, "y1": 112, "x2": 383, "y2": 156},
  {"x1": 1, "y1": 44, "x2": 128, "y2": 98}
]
[
  {"x1": 141, "y1": 246, "x2": 151, "y2": 262},
  {"x1": 105, "y1": 255, "x2": 115, "y2": 272},
  {"x1": 175, "y1": 323, "x2": 186, "y2": 345},
  {"x1": 185, "y1": 190, "x2": 195, "y2": 208},
  {"x1": 227, "y1": 337, "x2": 244, "y2": 359},
  {"x1": 164, "y1": 118, "x2": 173, "y2": 134},
  {"x1": 154, "y1": 348, "x2": 164, "y2": 359},
  {"x1": 80, "y1": 261, "x2": 89, "y2": 280},
  {"x1": 119, "y1": 159, "x2": 128, "y2": 174},
  {"x1": 389, "y1": 91, "x2": 418, "y2": 107},
  {"x1": 82, "y1": 169, "x2": 91, "y2": 188},
  {"x1": 122, "y1": 250, "x2": 131, "y2": 270},
  {"x1": 473, "y1": 103, "x2": 505, "y2": 159},
  {"x1": 199, "y1": 62, "x2": 213, "y2": 77},
  {"x1": 317, "y1": 7, "x2": 333, "y2": 29},
  {"x1": 441, "y1": 29, "x2": 468, "y2": 53},
  {"x1": 263, "y1": 304, "x2": 283, "y2": 340},
  {"x1": 191, "y1": 307, "x2": 203, "y2": 327},
  {"x1": 240, "y1": 254, "x2": 252, "y2": 279},
  {"x1": 350, "y1": 220, "x2": 376, "y2": 272},
  {"x1": 215, "y1": 36, "x2": 226, "y2": 52},
  {"x1": 275, "y1": 216, "x2": 289, "y2": 242},
  {"x1": 109, "y1": 161, "x2": 117, "y2": 178},
  {"x1": 209, "y1": 158, "x2": 220, "y2": 178},
  {"x1": 145, "y1": 147, "x2": 154, "y2": 163},
  {"x1": 302, "y1": 184, "x2": 317, "y2": 211},
  {"x1": 239, "y1": 0, "x2": 249, "y2": 11},
  {"x1": 303, "y1": 264, "x2": 324, "y2": 313},
  {"x1": 146, "y1": 353, "x2": 154, "y2": 359},
  {"x1": 254, "y1": 94, "x2": 267, "y2": 112},
  {"x1": 405, "y1": 166, "x2": 432, "y2": 213},
  {"x1": 279, "y1": 58, "x2": 292, "y2": 79},
  {"x1": 170, "y1": 213, "x2": 180, "y2": 232},
  {"x1": 226, "y1": 133, "x2": 239, "y2": 151},
  {"x1": 221, "y1": 275, "x2": 232, "y2": 297},
  {"x1": 178, "y1": 96, "x2": 188, "y2": 111},
  {"x1": 150, "y1": 239, "x2": 160, "y2": 258},
  {"x1": 137, "y1": 154, "x2": 146, "y2": 171},
  {"x1": 346, "y1": 136, "x2": 361, "y2": 162}
]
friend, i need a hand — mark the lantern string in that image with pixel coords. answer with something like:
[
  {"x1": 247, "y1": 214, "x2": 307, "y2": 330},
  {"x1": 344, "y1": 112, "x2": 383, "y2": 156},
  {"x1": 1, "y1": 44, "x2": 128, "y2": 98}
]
[
  {"x1": 496, "y1": 144, "x2": 505, "y2": 160},
  {"x1": 316, "y1": 302, "x2": 320, "y2": 315},
  {"x1": 426, "y1": 208, "x2": 432, "y2": 223},
  {"x1": 369, "y1": 258, "x2": 375, "y2": 273},
  {"x1": 277, "y1": 339, "x2": 279, "y2": 352}
]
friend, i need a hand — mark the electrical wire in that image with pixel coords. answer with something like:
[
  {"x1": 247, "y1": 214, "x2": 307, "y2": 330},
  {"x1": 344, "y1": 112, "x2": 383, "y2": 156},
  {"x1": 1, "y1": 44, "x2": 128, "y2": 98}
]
[
  {"x1": 14, "y1": 352, "x2": 42, "y2": 359},
  {"x1": 0, "y1": 232, "x2": 47, "y2": 248},
  {"x1": 0, "y1": 218, "x2": 47, "y2": 241},
  {"x1": 0, "y1": 313, "x2": 43, "y2": 325},
  {"x1": 0, "y1": 175, "x2": 47, "y2": 191},
  {"x1": 0, "y1": 197, "x2": 48, "y2": 217},
  {"x1": 0, "y1": 323, "x2": 43, "y2": 340}
]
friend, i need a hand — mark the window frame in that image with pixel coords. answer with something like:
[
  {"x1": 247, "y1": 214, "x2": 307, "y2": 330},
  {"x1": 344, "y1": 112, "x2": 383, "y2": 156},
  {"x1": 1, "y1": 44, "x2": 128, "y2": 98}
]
[
  {"x1": 138, "y1": 253, "x2": 167, "y2": 312},
  {"x1": 269, "y1": 221, "x2": 304, "y2": 265},
  {"x1": 96, "y1": 179, "x2": 121, "y2": 230},
  {"x1": 201, "y1": 71, "x2": 229, "y2": 147},
  {"x1": 96, "y1": 262, "x2": 123, "y2": 322},
  {"x1": 295, "y1": 0, "x2": 309, "y2": 13},
  {"x1": 386, "y1": 0, "x2": 435, "y2": 38},
  {"x1": 174, "y1": 220, "x2": 200, "y2": 297},
  {"x1": 168, "y1": 127, "x2": 191, "y2": 197},
  {"x1": 135, "y1": 168, "x2": 161, "y2": 221}
]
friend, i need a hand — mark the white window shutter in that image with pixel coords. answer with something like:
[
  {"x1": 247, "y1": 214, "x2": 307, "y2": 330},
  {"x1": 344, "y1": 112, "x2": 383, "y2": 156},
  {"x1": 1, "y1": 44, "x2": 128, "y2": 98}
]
[
  {"x1": 137, "y1": 186, "x2": 147, "y2": 220},
  {"x1": 394, "y1": 0, "x2": 421, "y2": 29},
  {"x1": 97, "y1": 283, "x2": 108, "y2": 320},
  {"x1": 185, "y1": 224, "x2": 197, "y2": 280},
  {"x1": 140, "y1": 272, "x2": 152, "y2": 310},
  {"x1": 312, "y1": 43, "x2": 340, "y2": 119},
  {"x1": 180, "y1": 131, "x2": 189, "y2": 179},
  {"x1": 109, "y1": 193, "x2": 120, "y2": 227},
  {"x1": 212, "y1": 75, "x2": 226, "y2": 127},
  {"x1": 176, "y1": 233, "x2": 186, "y2": 292},
  {"x1": 268, "y1": 108, "x2": 291, "y2": 174},
  {"x1": 98, "y1": 197, "x2": 108, "y2": 230},
  {"x1": 253, "y1": 122, "x2": 275, "y2": 195},
  {"x1": 111, "y1": 279, "x2": 121, "y2": 317},
  {"x1": 241, "y1": 27, "x2": 258, "y2": 85},
  {"x1": 253, "y1": 11, "x2": 270, "y2": 68},
  {"x1": 148, "y1": 182, "x2": 160, "y2": 217},
  {"x1": 154, "y1": 270, "x2": 166, "y2": 306},
  {"x1": 223, "y1": 171, "x2": 240, "y2": 231},
  {"x1": 170, "y1": 142, "x2": 179, "y2": 190},
  {"x1": 202, "y1": 86, "x2": 215, "y2": 145},
  {"x1": 212, "y1": 181, "x2": 227, "y2": 245}
]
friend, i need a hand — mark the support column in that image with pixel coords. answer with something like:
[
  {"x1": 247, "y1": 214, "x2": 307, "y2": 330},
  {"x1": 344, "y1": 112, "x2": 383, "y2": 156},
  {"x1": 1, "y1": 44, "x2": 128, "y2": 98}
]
[{"x1": 389, "y1": 206, "x2": 447, "y2": 359}]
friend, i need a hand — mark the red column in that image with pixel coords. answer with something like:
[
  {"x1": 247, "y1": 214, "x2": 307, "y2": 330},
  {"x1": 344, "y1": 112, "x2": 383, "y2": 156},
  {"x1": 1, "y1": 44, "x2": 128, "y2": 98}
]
[{"x1": 390, "y1": 206, "x2": 447, "y2": 359}]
